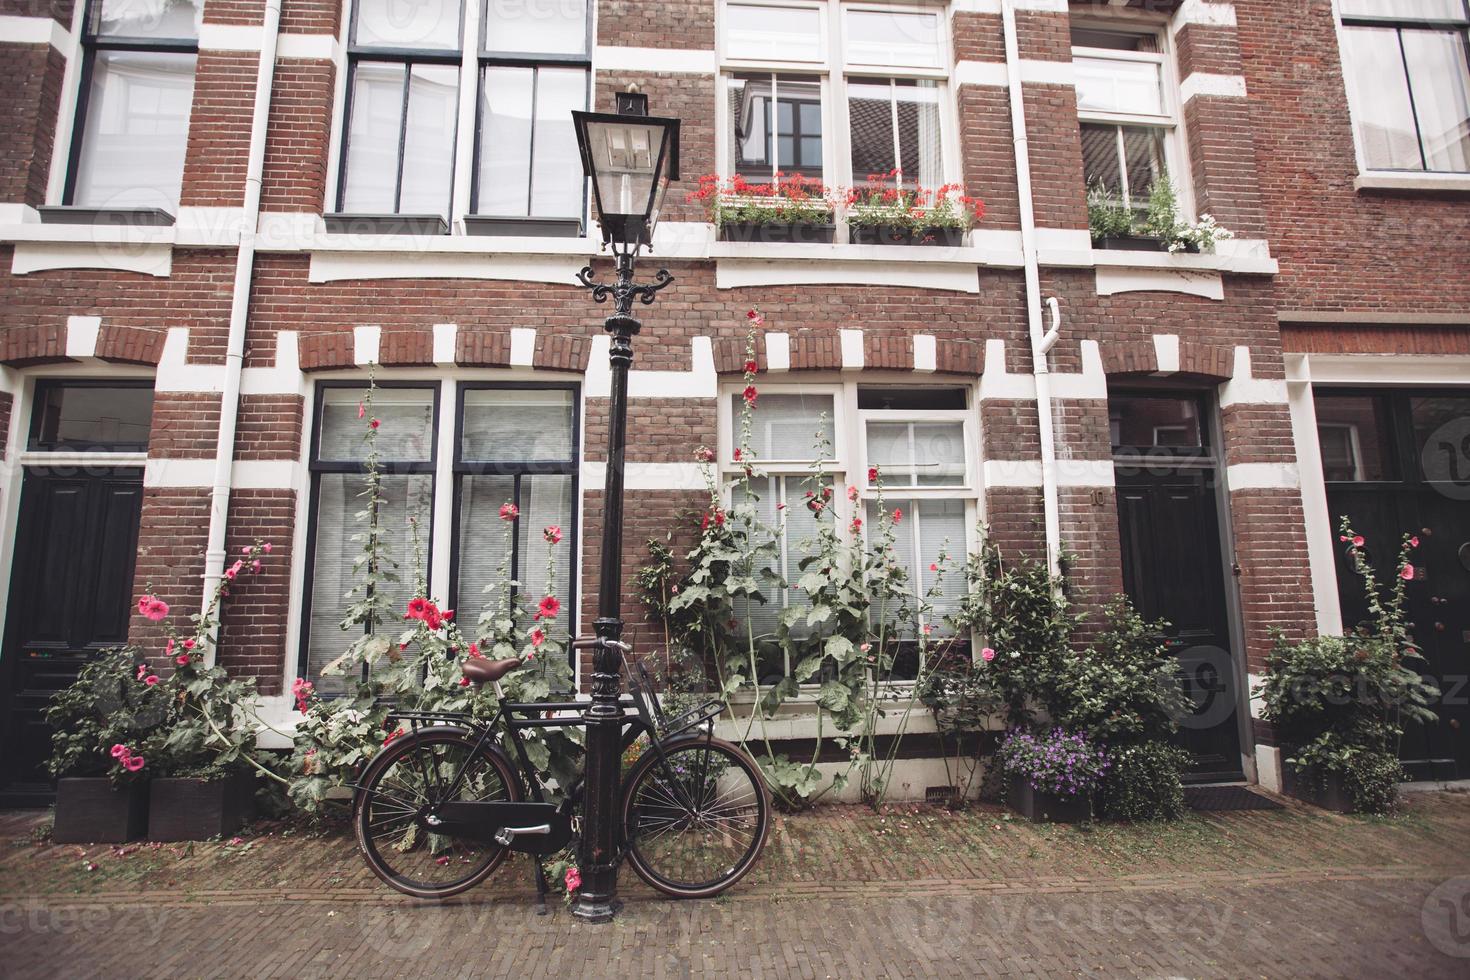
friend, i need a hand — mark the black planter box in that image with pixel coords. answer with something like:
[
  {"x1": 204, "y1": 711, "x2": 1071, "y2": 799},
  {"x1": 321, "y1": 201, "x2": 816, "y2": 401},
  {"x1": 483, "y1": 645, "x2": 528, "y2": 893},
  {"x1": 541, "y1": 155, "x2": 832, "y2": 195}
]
[
  {"x1": 52, "y1": 777, "x2": 149, "y2": 843},
  {"x1": 1282, "y1": 764, "x2": 1354, "y2": 813},
  {"x1": 850, "y1": 224, "x2": 966, "y2": 247},
  {"x1": 1007, "y1": 774, "x2": 1093, "y2": 824},
  {"x1": 719, "y1": 220, "x2": 836, "y2": 244},
  {"x1": 147, "y1": 772, "x2": 256, "y2": 841},
  {"x1": 1092, "y1": 235, "x2": 1199, "y2": 254}
]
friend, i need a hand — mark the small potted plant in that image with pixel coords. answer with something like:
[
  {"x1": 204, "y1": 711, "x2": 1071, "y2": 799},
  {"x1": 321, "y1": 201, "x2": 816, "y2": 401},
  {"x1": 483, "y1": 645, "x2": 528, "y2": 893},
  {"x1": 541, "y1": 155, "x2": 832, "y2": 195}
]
[
  {"x1": 1087, "y1": 175, "x2": 1233, "y2": 254},
  {"x1": 687, "y1": 172, "x2": 836, "y2": 243},
  {"x1": 996, "y1": 727, "x2": 1107, "y2": 823},
  {"x1": 46, "y1": 647, "x2": 172, "y2": 842},
  {"x1": 845, "y1": 170, "x2": 985, "y2": 246}
]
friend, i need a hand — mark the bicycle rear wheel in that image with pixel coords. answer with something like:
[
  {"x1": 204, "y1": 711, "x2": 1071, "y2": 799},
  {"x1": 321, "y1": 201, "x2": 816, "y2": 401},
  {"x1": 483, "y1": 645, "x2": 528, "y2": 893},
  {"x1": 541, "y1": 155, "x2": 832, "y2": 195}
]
[
  {"x1": 354, "y1": 728, "x2": 521, "y2": 899},
  {"x1": 621, "y1": 735, "x2": 771, "y2": 898}
]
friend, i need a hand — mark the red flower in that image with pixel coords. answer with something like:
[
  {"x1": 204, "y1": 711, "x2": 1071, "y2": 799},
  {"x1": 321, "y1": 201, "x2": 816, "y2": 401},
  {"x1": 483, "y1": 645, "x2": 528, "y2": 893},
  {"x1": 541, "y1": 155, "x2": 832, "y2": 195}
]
[
  {"x1": 407, "y1": 597, "x2": 429, "y2": 620},
  {"x1": 357, "y1": 402, "x2": 365, "y2": 419},
  {"x1": 1401, "y1": 564, "x2": 1416, "y2": 581},
  {"x1": 442, "y1": 609, "x2": 454, "y2": 621},
  {"x1": 369, "y1": 418, "x2": 381, "y2": 430},
  {"x1": 701, "y1": 512, "x2": 710, "y2": 531},
  {"x1": 458, "y1": 676, "x2": 471, "y2": 687},
  {"x1": 467, "y1": 641, "x2": 482, "y2": 658},
  {"x1": 1409, "y1": 536, "x2": 1420, "y2": 548},
  {"x1": 544, "y1": 525, "x2": 562, "y2": 545},
  {"x1": 536, "y1": 595, "x2": 561, "y2": 621},
  {"x1": 892, "y1": 508, "x2": 903, "y2": 524},
  {"x1": 850, "y1": 518, "x2": 863, "y2": 534},
  {"x1": 695, "y1": 446, "x2": 716, "y2": 463},
  {"x1": 383, "y1": 728, "x2": 405, "y2": 746},
  {"x1": 867, "y1": 466, "x2": 879, "y2": 483},
  {"x1": 747, "y1": 309, "x2": 765, "y2": 327},
  {"x1": 713, "y1": 509, "x2": 726, "y2": 526},
  {"x1": 1352, "y1": 535, "x2": 1365, "y2": 547},
  {"x1": 499, "y1": 502, "x2": 519, "y2": 521},
  {"x1": 742, "y1": 385, "x2": 759, "y2": 408},
  {"x1": 530, "y1": 627, "x2": 546, "y2": 648},
  {"x1": 137, "y1": 595, "x2": 169, "y2": 622},
  {"x1": 929, "y1": 563, "x2": 938, "y2": 572},
  {"x1": 733, "y1": 447, "x2": 743, "y2": 462},
  {"x1": 744, "y1": 359, "x2": 759, "y2": 374}
]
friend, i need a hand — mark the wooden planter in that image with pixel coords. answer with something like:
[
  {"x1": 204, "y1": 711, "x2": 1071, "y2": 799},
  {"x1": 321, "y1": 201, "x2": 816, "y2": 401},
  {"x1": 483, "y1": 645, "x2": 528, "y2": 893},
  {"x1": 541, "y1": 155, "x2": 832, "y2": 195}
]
[
  {"x1": 718, "y1": 220, "x2": 836, "y2": 244},
  {"x1": 147, "y1": 772, "x2": 255, "y2": 841},
  {"x1": 1092, "y1": 235, "x2": 1200, "y2": 254},
  {"x1": 1007, "y1": 774, "x2": 1093, "y2": 824},
  {"x1": 1282, "y1": 764, "x2": 1354, "y2": 814},
  {"x1": 52, "y1": 777, "x2": 149, "y2": 843},
  {"x1": 850, "y1": 224, "x2": 966, "y2": 247}
]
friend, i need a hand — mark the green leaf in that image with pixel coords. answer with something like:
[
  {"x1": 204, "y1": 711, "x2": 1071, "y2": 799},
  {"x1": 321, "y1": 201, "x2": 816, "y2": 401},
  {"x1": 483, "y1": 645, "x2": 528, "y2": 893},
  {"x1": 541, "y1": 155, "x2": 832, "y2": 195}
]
[
  {"x1": 816, "y1": 681, "x2": 850, "y2": 713},
  {"x1": 824, "y1": 635, "x2": 855, "y2": 666}
]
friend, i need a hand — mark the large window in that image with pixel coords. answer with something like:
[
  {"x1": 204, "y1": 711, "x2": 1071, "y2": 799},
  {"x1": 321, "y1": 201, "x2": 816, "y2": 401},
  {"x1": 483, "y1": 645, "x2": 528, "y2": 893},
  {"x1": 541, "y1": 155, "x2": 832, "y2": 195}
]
[
  {"x1": 66, "y1": 0, "x2": 200, "y2": 212},
  {"x1": 724, "y1": 383, "x2": 976, "y2": 683},
  {"x1": 720, "y1": 1, "x2": 951, "y2": 191},
  {"x1": 335, "y1": 0, "x2": 589, "y2": 229},
  {"x1": 1338, "y1": 0, "x2": 1470, "y2": 173},
  {"x1": 1071, "y1": 25, "x2": 1182, "y2": 213},
  {"x1": 301, "y1": 382, "x2": 578, "y2": 692}
]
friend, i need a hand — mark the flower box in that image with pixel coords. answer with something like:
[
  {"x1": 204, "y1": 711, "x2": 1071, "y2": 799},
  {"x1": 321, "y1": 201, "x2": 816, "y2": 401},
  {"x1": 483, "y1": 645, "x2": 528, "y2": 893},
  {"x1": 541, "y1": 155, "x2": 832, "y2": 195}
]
[
  {"x1": 1007, "y1": 774, "x2": 1093, "y2": 824},
  {"x1": 849, "y1": 224, "x2": 965, "y2": 247},
  {"x1": 52, "y1": 777, "x2": 149, "y2": 843},
  {"x1": 147, "y1": 772, "x2": 255, "y2": 841},
  {"x1": 1092, "y1": 235, "x2": 1200, "y2": 254},
  {"x1": 719, "y1": 220, "x2": 836, "y2": 245},
  {"x1": 1282, "y1": 764, "x2": 1353, "y2": 814}
]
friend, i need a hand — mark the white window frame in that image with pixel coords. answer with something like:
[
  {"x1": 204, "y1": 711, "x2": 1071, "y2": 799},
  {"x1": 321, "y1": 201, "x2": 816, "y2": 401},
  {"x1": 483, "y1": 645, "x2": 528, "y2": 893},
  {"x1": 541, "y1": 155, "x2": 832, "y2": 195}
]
[
  {"x1": 1332, "y1": 0, "x2": 1470, "y2": 179},
  {"x1": 715, "y1": 0, "x2": 962, "y2": 230},
  {"x1": 1072, "y1": 17, "x2": 1197, "y2": 218}
]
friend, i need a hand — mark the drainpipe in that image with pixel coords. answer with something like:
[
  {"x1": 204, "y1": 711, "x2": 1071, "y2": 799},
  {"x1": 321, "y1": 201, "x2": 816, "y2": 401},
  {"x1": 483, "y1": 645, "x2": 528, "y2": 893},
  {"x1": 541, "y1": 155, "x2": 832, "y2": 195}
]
[
  {"x1": 199, "y1": 0, "x2": 283, "y2": 657},
  {"x1": 1001, "y1": 0, "x2": 1063, "y2": 579}
]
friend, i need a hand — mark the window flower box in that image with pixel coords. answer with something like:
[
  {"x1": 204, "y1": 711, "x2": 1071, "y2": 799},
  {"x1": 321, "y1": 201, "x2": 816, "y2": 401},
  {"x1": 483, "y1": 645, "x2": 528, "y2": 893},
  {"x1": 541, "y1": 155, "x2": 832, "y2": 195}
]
[
  {"x1": 1092, "y1": 234, "x2": 1199, "y2": 254},
  {"x1": 849, "y1": 224, "x2": 966, "y2": 247},
  {"x1": 844, "y1": 173, "x2": 984, "y2": 248},
  {"x1": 1007, "y1": 774, "x2": 1094, "y2": 824},
  {"x1": 147, "y1": 771, "x2": 255, "y2": 841},
  {"x1": 52, "y1": 777, "x2": 150, "y2": 843},
  {"x1": 689, "y1": 173, "x2": 837, "y2": 245},
  {"x1": 996, "y1": 728, "x2": 1106, "y2": 824},
  {"x1": 719, "y1": 220, "x2": 836, "y2": 244},
  {"x1": 1281, "y1": 763, "x2": 1353, "y2": 814}
]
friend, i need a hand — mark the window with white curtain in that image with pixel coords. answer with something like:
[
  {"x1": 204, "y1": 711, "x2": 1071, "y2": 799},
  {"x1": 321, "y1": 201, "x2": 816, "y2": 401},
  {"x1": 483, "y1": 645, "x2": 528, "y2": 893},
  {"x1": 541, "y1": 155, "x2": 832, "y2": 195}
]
[
  {"x1": 304, "y1": 385, "x2": 438, "y2": 694},
  {"x1": 720, "y1": 1, "x2": 951, "y2": 190},
  {"x1": 724, "y1": 383, "x2": 976, "y2": 684},
  {"x1": 301, "y1": 382, "x2": 579, "y2": 692},
  {"x1": 1338, "y1": 0, "x2": 1470, "y2": 173},
  {"x1": 68, "y1": 0, "x2": 201, "y2": 212},
  {"x1": 1071, "y1": 25, "x2": 1181, "y2": 212},
  {"x1": 453, "y1": 386, "x2": 578, "y2": 642}
]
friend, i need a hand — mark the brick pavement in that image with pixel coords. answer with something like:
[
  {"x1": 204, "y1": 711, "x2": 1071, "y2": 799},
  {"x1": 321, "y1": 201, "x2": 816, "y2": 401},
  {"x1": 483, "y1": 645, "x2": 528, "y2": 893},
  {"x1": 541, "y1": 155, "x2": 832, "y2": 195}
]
[{"x1": 2, "y1": 791, "x2": 1469, "y2": 978}]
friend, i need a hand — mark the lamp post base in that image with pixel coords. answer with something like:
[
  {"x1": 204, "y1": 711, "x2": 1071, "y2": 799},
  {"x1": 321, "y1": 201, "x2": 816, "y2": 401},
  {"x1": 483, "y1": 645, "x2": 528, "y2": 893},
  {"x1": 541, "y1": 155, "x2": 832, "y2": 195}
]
[{"x1": 568, "y1": 895, "x2": 622, "y2": 923}]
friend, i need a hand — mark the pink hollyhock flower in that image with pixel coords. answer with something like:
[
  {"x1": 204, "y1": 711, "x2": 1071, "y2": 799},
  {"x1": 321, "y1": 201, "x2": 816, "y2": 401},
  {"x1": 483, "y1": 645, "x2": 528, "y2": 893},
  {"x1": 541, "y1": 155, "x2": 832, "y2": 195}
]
[
  {"x1": 358, "y1": 402, "x2": 365, "y2": 419},
  {"x1": 467, "y1": 642, "x2": 482, "y2": 658},
  {"x1": 892, "y1": 508, "x2": 903, "y2": 524},
  {"x1": 1339, "y1": 535, "x2": 1349, "y2": 542},
  {"x1": 165, "y1": 638, "x2": 174, "y2": 655},
  {"x1": 499, "y1": 502, "x2": 519, "y2": 521},
  {"x1": 847, "y1": 485, "x2": 859, "y2": 502},
  {"x1": 1410, "y1": 536, "x2": 1420, "y2": 548},
  {"x1": 138, "y1": 596, "x2": 169, "y2": 621},
  {"x1": 124, "y1": 756, "x2": 145, "y2": 772},
  {"x1": 242, "y1": 546, "x2": 252, "y2": 557},
  {"x1": 921, "y1": 624, "x2": 933, "y2": 636},
  {"x1": 525, "y1": 652, "x2": 535, "y2": 663},
  {"x1": 981, "y1": 647, "x2": 996, "y2": 663},
  {"x1": 564, "y1": 866, "x2": 582, "y2": 892},
  {"x1": 176, "y1": 654, "x2": 190, "y2": 666},
  {"x1": 137, "y1": 664, "x2": 147, "y2": 680},
  {"x1": 111, "y1": 744, "x2": 129, "y2": 759},
  {"x1": 1352, "y1": 535, "x2": 1365, "y2": 547},
  {"x1": 262, "y1": 542, "x2": 272, "y2": 553},
  {"x1": 859, "y1": 643, "x2": 872, "y2": 653},
  {"x1": 544, "y1": 525, "x2": 562, "y2": 545},
  {"x1": 850, "y1": 518, "x2": 863, "y2": 534},
  {"x1": 183, "y1": 638, "x2": 195, "y2": 650},
  {"x1": 776, "y1": 503, "x2": 786, "y2": 511},
  {"x1": 746, "y1": 309, "x2": 765, "y2": 326},
  {"x1": 695, "y1": 446, "x2": 716, "y2": 463},
  {"x1": 1401, "y1": 564, "x2": 1415, "y2": 581},
  {"x1": 530, "y1": 627, "x2": 546, "y2": 648},
  {"x1": 929, "y1": 563, "x2": 938, "y2": 572},
  {"x1": 251, "y1": 560, "x2": 261, "y2": 573},
  {"x1": 369, "y1": 418, "x2": 381, "y2": 430},
  {"x1": 144, "y1": 675, "x2": 159, "y2": 686},
  {"x1": 536, "y1": 596, "x2": 561, "y2": 621},
  {"x1": 406, "y1": 597, "x2": 429, "y2": 620}
]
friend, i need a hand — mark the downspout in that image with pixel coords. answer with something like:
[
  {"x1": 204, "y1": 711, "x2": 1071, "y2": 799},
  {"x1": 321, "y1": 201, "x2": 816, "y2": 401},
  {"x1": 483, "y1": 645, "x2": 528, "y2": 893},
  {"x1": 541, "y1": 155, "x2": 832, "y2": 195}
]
[
  {"x1": 200, "y1": 0, "x2": 283, "y2": 658},
  {"x1": 1001, "y1": 0, "x2": 1063, "y2": 580}
]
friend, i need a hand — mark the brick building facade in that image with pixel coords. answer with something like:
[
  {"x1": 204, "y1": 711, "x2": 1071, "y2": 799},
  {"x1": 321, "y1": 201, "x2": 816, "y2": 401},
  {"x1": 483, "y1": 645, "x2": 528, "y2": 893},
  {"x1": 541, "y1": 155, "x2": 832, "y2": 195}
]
[{"x1": 0, "y1": 0, "x2": 1465, "y2": 802}]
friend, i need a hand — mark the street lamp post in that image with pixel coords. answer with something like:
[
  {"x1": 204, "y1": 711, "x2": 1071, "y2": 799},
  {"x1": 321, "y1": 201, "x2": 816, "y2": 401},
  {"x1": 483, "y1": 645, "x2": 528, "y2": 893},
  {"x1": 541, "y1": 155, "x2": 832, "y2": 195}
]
[{"x1": 568, "y1": 93, "x2": 680, "y2": 923}]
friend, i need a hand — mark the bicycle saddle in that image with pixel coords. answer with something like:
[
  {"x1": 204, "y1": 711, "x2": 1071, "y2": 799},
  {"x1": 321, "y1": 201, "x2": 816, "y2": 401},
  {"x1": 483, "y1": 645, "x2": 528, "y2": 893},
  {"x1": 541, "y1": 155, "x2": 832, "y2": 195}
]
[{"x1": 462, "y1": 656, "x2": 524, "y2": 685}]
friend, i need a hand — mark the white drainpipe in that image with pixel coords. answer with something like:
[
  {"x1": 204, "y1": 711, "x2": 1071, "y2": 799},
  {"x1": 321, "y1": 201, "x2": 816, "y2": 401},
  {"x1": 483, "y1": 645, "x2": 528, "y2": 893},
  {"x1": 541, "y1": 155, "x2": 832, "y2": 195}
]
[
  {"x1": 1001, "y1": 0, "x2": 1063, "y2": 579},
  {"x1": 199, "y1": 0, "x2": 283, "y2": 657}
]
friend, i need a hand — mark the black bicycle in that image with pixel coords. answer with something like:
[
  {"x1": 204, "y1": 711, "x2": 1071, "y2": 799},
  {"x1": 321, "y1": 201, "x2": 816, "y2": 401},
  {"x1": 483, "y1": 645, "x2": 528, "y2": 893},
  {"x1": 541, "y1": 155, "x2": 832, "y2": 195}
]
[{"x1": 352, "y1": 638, "x2": 771, "y2": 903}]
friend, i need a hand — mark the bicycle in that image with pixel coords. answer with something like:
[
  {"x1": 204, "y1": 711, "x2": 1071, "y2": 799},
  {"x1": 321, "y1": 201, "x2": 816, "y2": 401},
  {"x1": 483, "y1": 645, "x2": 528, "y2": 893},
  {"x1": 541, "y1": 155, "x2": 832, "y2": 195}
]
[{"x1": 351, "y1": 637, "x2": 772, "y2": 906}]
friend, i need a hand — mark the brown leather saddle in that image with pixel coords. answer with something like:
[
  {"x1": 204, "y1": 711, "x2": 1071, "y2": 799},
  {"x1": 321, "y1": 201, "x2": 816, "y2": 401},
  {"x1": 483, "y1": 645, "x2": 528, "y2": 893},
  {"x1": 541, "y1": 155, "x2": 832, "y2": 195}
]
[{"x1": 461, "y1": 656, "x2": 524, "y2": 685}]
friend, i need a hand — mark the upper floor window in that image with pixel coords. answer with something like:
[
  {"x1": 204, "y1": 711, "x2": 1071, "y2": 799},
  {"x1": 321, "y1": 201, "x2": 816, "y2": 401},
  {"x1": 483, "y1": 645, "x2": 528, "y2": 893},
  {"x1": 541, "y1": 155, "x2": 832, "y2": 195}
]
[
  {"x1": 720, "y1": 1, "x2": 952, "y2": 192},
  {"x1": 67, "y1": 0, "x2": 201, "y2": 212},
  {"x1": 336, "y1": 0, "x2": 589, "y2": 228},
  {"x1": 1071, "y1": 25, "x2": 1180, "y2": 213},
  {"x1": 1338, "y1": 0, "x2": 1470, "y2": 173}
]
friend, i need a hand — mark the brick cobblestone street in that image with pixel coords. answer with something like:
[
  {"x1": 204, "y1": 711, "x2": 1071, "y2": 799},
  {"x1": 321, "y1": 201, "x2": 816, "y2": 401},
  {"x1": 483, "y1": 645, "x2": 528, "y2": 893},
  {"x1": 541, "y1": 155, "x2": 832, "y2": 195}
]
[{"x1": 3, "y1": 791, "x2": 1469, "y2": 978}]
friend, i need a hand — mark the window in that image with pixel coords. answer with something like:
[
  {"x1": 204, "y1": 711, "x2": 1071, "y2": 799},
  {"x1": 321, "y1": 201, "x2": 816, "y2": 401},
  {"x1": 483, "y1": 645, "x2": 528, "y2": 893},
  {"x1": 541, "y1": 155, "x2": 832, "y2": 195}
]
[
  {"x1": 1071, "y1": 25, "x2": 1180, "y2": 213},
  {"x1": 724, "y1": 383, "x2": 976, "y2": 683},
  {"x1": 29, "y1": 381, "x2": 154, "y2": 452},
  {"x1": 338, "y1": 0, "x2": 462, "y2": 220},
  {"x1": 1109, "y1": 393, "x2": 1209, "y2": 457},
  {"x1": 453, "y1": 385, "x2": 578, "y2": 641},
  {"x1": 719, "y1": 1, "x2": 951, "y2": 191},
  {"x1": 1313, "y1": 393, "x2": 1395, "y2": 482},
  {"x1": 335, "y1": 0, "x2": 590, "y2": 229},
  {"x1": 66, "y1": 0, "x2": 200, "y2": 212},
  {"x1": 474, "y1": 0, "x2": 590, "y2": 222},
  {"x1": 1339, "y1": 1, "x2": 1470, "y2": 173},
  {"x1": 1313, "y1": 388, "x2": 1470, "y2": 489},
  {"x1": 301, "y1": 382, "x2": 579, "y2": 692}
]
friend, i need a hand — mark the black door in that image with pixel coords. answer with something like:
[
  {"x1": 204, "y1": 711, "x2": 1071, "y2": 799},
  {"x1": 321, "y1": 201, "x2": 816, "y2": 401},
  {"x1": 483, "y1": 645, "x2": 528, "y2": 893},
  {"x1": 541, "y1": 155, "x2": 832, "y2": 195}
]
[
  {"x1": 1315, "y1": 389, "x2": 1470, "y2": 780},
  {"x1": 0, "y1": 468, "x2": 144, "y2": 805},
  {"x1": 1111, "y1": 391, "x2": 1244, "y2": 782}
]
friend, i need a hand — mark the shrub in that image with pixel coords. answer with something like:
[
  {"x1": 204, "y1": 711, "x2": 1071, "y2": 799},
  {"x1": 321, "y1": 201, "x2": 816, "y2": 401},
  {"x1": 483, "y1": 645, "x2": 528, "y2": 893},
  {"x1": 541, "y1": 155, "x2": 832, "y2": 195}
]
[
  {"x1": 995, "y1": 728, "x2": 1108, "y2": 799},
  {"x1": 47, "y1": 649, "x2": 174, "y2": 784},
  {"x1": 1098, "y1": 740, "x2": 1192, "y2": 821}
]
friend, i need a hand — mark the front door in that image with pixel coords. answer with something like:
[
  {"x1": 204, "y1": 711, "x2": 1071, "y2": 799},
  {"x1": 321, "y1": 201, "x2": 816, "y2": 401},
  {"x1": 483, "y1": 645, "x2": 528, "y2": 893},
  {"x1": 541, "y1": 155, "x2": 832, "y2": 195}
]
[
  {"x1": 1111, "y1": 391, "x2": 1245, "y2": 782},
  {"x1": 0, "y1": 469, "x2": 144, "y2": 805},
  {"x1": 1314, "y1": 389, "x2": 1470, "y2": 780}
]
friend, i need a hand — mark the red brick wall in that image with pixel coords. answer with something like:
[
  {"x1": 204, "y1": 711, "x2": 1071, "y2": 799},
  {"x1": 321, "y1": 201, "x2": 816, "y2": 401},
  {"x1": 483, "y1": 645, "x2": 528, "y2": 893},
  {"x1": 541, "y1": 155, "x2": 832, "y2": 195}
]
[
  {"x1": 180, "y1": 52, "x2": 258, "y2": 208},
  {"x1": 1281, "y1": 323, "x2": 1470, "y2": 356},
  {"x1": 0, "y1": 391, "x2": 12, "y2": 459},
  {"x1": 0, "y1": 44, "x2": 64, "y2": 207},
  {"x1": 219, "y1": 488, "x2": 296, "y2": 692},
  {"x1": 260, "y1": 60, "x2": 335, "y2": 212}
]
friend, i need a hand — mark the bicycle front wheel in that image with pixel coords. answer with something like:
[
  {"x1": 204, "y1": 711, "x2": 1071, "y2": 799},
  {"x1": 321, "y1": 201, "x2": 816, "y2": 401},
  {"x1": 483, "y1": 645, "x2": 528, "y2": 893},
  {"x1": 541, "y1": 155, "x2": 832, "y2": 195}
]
[
  {"x1": 621, "y1": 735, "x2": 771, "y2": 898},
  {"x1": 354, "y1": 728, "x2": 521, "y2": 899}
]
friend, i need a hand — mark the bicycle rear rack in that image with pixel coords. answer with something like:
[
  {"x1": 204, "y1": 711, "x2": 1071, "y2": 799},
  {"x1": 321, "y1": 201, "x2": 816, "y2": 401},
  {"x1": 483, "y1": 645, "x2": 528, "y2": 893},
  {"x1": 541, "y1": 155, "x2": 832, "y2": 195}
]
[{"x1": 631, "y1": 659, "x2": 724, "y2": 739}]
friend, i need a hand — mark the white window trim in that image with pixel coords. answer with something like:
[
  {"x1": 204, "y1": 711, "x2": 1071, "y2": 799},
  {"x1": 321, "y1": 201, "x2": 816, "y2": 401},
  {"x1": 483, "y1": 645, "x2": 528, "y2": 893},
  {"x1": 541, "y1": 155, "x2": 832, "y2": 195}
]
[{"x1": 856, "y1": 407, "x2": 977, "y2": 496}]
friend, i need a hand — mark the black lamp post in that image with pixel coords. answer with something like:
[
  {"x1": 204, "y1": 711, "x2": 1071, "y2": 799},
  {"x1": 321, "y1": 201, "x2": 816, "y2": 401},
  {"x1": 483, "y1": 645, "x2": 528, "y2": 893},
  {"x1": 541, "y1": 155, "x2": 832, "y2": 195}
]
[{"x1": 568, "y1": 93, "x2": 679, "y2": 923}]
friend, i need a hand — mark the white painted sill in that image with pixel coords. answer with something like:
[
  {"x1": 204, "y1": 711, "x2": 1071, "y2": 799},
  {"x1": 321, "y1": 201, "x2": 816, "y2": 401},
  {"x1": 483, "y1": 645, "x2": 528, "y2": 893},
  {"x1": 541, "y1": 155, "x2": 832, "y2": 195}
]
[{"x1": 1354, "y1": 171, "x2": 1470, "y2": 194}]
